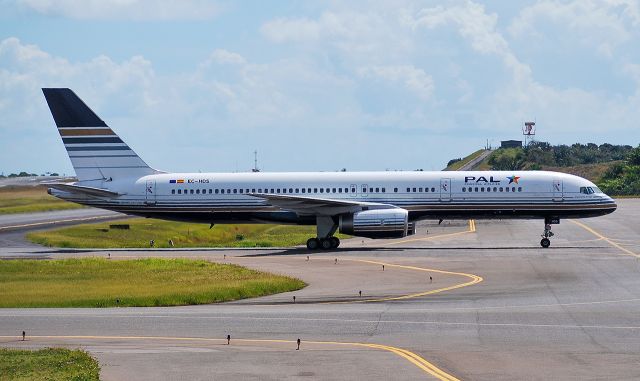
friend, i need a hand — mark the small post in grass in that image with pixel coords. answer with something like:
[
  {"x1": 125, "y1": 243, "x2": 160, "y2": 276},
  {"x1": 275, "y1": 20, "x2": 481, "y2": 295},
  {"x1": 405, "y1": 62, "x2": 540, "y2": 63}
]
[
  {"x1": 359, "y1": 290, "x2": 362, "y2": 297},
  {"x1": 293, "y1": 295, "x2": 296, "y2": 304},
  {"x1": 297, "y1": 338, "x2": 301, "y2": 350},
  {"x1": 22, "y1": 331, "x2": 25, "y2": 341},
  {"x1": 227, "y1": 334, "x2": 231, "y2": 345}
]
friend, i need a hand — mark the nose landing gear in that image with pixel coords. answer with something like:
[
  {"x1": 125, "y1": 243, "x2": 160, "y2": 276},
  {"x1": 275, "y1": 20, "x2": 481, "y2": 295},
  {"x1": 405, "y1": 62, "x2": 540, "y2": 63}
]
[{"x1": 540, "y1": 219, "x2": 558, "y2": 248}]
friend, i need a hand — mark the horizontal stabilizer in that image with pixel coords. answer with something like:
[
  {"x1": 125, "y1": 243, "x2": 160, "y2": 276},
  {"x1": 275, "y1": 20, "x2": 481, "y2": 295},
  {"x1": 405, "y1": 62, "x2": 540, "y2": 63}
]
[{"x1": 46, "y1": 183, "x2": 121, "y2": 198}]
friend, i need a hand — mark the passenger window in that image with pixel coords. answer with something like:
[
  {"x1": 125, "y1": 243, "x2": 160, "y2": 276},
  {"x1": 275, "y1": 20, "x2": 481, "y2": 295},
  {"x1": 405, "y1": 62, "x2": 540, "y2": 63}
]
[
  {"x1": 351, "y1": 187, "x2": 356, "y2": 193},
  {"x1": 413, "y1": 187, "x2": 417, "y2": 192},
  {"x1": 314, "y1": 188, "x2": 318, "y2": 193},
  {"x1": 419, "y1": 187, "x2": 422, "y2": 192},
  {"x1": 333, "y1": 188, "x2": 337, "y2": 193},
  {"x1": 375, "y1": 187, "x2": 379, "y2": 192},
  {"x1": 214, "y1": 189, "x2": 218, "y2": 194},
  {"x1": 481, "y1": 187, "x2": 484, "y2": 192},
  {"x1": 177, "y1": 189, "x2": 181, "y2": 194},
  {"x1": 431, "y1": 187, "x2": 435, "y2": 192},
  {"x1": 171, "y1": 189, "x2": 175, "y2": 194},
  {"x1": 382, "y1": 188, "x2": 386, "y2": 193},
  {"x1": 424, "y1": 187, "x2": 428, "y2": 192},
  {"x1": 499, "y1": 187, "x2": 503, "y2": 192},
  {"x1": 309, "y1": 188, "x2": 312, "y2": 193},
  {"x1": 338, "y1": 188, "x2": 342, "y2": 193},
  {"x1": 282, "y1": 189, "x2": 286, "y2": 194},
  {"x1": 252, "y1": 189, "x2": 255, "y2": 193},
  {"x1": 462, "y1": 187, "x2": 466, "y2": 192},
  {"x1": 486, "y1": 187, "x2": 490, "y2": 192},
  {"x1": 512, "y1": 187, "x2": 516, "y2": 192},
  {"x1": 345, "y1": 188, "x2": 349, "y2": 193},
  {"x1": 239, "y1": 189, "x2": 243, "y2": 194},
  {"x1": 190, "y1": 189, "x2": 194, "y2": 194},
  {"x1": 290, "y1": 188, "x2": 293, "y2": 193},
  {"x1": 320, "y1": 188, "x2": 324, "y2": 193},
  {"x1": 302, "y1": 188, "x2": 306, "y2": 193},
  {"x1": 493, "y1": 187, "x2": 497, "y2": 192},
  {"x1": 233, "y1": 189, "x2": 237, "y2": 194},
  {"x1": 295, "y1": 188, "x2": 299, "y2": 193},
  {"x1": 518, "y1": 187, "x2": 522, "y2": 192},
  {"x1": 407, "y1": 187, "x2": 411, "y2": 192},
  {"x1": 369, "y1": 187, "x2": 373, "y2": 193},
  {"x1": 270, "y1": 189, "x2": 274, "y2": 193},
  {"x1": 196, "y1": 189, "x2": 200, "y2": 194},
  {"x1": 326, "y1": 188, "x2": 330, "y2": 193},
  {"x1": 394, "y1": 187, "x2": 398, "y2": 192},
  {"x1": 506, "y1": 187, "x2": 509, "y2": 192}
]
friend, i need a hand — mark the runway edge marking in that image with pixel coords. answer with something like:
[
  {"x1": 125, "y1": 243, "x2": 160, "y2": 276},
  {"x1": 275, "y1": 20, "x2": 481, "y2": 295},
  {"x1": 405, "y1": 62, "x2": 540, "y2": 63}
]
[
  {"x1": 569, "y1": 219, "x2": 640, "y2": 258},
  {"x1": 0, "y1": 335, "x2": 460, "y2": 381}
]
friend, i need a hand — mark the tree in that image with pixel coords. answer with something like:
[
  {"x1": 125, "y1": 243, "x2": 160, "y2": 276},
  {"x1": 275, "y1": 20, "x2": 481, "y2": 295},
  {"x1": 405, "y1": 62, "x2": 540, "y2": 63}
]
[{"x1": 627, "y1": 145, "x2": 640, "y2": 166}]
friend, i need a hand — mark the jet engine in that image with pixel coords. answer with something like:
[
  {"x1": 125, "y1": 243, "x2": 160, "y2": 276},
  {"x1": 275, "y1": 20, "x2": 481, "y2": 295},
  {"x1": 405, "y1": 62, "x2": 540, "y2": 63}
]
[{"x1": 339, "y1": 208, "x2": 414, "y2": 239}]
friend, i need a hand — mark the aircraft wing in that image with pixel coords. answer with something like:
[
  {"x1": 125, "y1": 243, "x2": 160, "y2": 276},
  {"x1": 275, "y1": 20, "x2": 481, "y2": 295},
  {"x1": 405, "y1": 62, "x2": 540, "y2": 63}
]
[
  {"x1": 249, "y1": 193, "x2": 397, "y2": 216},
  {"x1": 46, "y1": 183, "x2": 121, "y2": 198}
]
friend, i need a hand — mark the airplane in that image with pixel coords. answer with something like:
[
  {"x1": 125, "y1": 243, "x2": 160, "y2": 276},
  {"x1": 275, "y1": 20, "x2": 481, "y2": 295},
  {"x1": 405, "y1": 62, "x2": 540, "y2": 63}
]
[{"x1": 42, "y1": 88, "x2": 617, "y2": 250}]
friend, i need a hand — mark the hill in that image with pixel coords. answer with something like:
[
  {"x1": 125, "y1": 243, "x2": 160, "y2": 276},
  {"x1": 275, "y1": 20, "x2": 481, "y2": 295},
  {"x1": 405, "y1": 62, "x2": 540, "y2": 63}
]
[{"x1": 447, "y1": 142, "x2": 640, "y2": 196}]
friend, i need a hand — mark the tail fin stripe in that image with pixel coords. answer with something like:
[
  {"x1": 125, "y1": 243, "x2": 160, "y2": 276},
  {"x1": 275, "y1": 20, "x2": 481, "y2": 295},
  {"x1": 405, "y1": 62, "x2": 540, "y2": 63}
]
[
  {"x1": 59, "y1": 128, "x2": 116, "y2": 136},
  {"x1": 65, "y1": 146, "x2": 133, "y2": 151},
  {"x1": 62, "y1": 137, "x2": 124, "y2": 144}
]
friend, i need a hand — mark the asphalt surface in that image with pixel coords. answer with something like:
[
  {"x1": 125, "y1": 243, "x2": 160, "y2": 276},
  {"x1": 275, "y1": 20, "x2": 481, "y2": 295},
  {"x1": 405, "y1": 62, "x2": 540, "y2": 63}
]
[{"x1": 1, "y1": 199, "x2": 640, "y2": 380}]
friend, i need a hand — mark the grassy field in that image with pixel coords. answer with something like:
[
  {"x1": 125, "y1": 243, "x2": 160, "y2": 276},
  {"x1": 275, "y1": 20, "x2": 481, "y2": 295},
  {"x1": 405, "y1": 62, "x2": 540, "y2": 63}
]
[
  {"x1": 0, "y1": 258, "x2": 306, "y2": 307},
  {"x1": 27, "y1": 218, "x2": 348, "y2": 248},
  {"x1": 0, "y1": 347, "x2": 100, "y2": 380},
  {"x1": 0, "y1": 186, "x2": 83, "y2": 214}
]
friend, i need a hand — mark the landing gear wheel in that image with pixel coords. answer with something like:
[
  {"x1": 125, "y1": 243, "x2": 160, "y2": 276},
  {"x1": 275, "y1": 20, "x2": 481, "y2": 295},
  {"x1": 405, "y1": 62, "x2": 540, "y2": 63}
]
[
  {"x1": 320, "y1": 238, "x2": 333, "y2": 250},
  {"x1": 540, "y1": 238, "x2": 551, "y2": 248},
  {"x1": 306, "y1": 238, "x2": 319, "y2": 250},
  {"x1": 330, "y1": 237, "x2": 340, "y2": 248}
]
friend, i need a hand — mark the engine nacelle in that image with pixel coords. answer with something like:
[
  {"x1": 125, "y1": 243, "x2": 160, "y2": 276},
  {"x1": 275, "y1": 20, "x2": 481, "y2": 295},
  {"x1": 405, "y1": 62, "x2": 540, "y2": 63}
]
[{"x1": 339, "y1": 209, "x2": 412, "y2": 239}]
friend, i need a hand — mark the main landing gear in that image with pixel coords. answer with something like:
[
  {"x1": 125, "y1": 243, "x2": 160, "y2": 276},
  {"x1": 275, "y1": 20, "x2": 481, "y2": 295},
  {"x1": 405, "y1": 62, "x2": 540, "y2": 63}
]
[
  {"x1": 540, "y1": 218, "x2": 557, "y2": 248},
  {"x1": 306, "y1": 216, "x2": 340, "y2": 251},
  {"x1": 306, "y1": 236, "x2": 340, "y2": 250}
]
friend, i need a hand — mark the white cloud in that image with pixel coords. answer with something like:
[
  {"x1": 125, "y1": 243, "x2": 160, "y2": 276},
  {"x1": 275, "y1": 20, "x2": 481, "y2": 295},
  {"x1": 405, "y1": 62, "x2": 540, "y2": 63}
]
[
  {"x1": 17, "y1": 0, "x2": 220, "y2": 21},
  {"x1": 206, "y1": 49, "x2": 246, "y2": 66},
  {"x1": 357, "y1": 65, "x2": 434, "y2": 100},
  {"x1": 509, "y1": 0, "x2": 639, "y2": 57}
]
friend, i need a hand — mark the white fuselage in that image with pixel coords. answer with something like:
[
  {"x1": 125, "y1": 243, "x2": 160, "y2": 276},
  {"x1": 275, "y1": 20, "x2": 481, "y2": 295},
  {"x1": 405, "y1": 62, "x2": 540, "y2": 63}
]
[{"x1": 52, "y1": 170, "x2": 616, "y2": 225}]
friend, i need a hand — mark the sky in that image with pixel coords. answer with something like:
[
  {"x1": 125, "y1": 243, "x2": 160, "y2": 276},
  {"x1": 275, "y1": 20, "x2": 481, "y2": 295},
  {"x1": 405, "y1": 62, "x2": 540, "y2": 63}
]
[{"x1": 1, "y1": 0, "x2": 639, "y2": 176}]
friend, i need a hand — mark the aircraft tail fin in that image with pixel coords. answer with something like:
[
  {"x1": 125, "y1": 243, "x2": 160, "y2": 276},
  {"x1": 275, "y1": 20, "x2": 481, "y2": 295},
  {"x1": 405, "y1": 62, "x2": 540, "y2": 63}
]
[{"x1": 42, "y1": 88, "x2": 161, "y2": 184}]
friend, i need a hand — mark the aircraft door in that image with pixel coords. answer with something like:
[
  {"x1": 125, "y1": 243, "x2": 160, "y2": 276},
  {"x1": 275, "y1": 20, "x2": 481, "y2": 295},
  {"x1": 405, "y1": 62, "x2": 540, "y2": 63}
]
[
  {"x1": 349, "y1": 184, "x2": 357, "y2": 197},
  {"x1": 553, "y1": 179, "x2": 563, "y2": 202},
  {"x1": 440, "y1": 178, "x2": 451, "y2": 202},
  {"x1": 145, "y1": 180, "x2": 156, "y2": 205},
  {"x1": 361, "y1": 184, "x2": 368, "y2": 198}
]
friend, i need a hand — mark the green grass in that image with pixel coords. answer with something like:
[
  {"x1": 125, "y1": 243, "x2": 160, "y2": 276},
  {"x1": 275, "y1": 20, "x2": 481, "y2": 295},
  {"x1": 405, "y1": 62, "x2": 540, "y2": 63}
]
[
  {"x1": 0, "y1": 186, "x2": 84, "y2": 214},
  {"x1": 0, "y1": 258, "x2": 306, "y2": 308},
  {"x1": 27, "y1": 218, "x2": 348, "y2": 249},
  {"x1": 444, "y1": 149, "x2": 486, "y2": 171},
  {"x1": 0, "y1": 347, "x2": 100, "y2": 380}
]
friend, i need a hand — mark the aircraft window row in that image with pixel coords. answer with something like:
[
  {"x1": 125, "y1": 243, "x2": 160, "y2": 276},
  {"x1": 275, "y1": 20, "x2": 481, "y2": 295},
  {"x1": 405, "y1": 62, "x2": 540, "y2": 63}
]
[
  {"x1": 402, "y1": 187, "x2": 436, "y2": 193},
  {"x1": 462, "y1": 186, "x2": 522, "y2": 193},
  {"x1": 170, "y1": 187, "x2": 385, "y2": 195}
]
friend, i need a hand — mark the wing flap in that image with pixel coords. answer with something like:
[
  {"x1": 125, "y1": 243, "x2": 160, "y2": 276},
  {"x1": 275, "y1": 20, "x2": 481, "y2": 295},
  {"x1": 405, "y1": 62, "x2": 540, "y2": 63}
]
[{"x1": 250, "y1": 193, "x2": 396, "y2": 215}]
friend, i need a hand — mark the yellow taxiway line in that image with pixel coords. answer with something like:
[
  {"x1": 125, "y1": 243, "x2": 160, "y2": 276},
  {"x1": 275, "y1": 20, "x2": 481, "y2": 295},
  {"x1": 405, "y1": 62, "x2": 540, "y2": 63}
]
[
  {"x1": 335, "y1": 259, "x2": 483, "y2": 303},
  {"x1": 569, "y1": 219, "x2": 640, "y2": 258},
  {"x1": 0, "y1": 335, "x2": 460, "y2": 381},
  {"x1": 382, "y1": 219, "x2": 476, "y2": 246},
  {"x1": 0, "y1": 215, "x2": 118, "y2": 231}
]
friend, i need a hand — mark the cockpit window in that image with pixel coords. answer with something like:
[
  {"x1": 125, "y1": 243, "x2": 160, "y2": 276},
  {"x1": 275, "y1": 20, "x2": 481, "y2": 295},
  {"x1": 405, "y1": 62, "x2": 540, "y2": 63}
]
[{"x1": 580, "y1": 186, "x2": 596, "y2": 194}]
